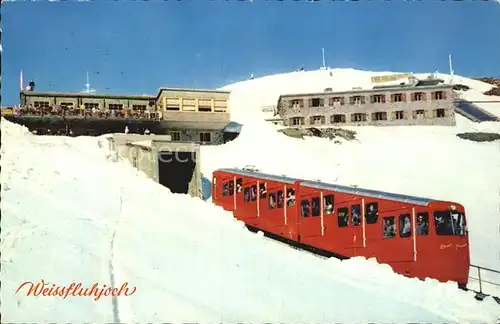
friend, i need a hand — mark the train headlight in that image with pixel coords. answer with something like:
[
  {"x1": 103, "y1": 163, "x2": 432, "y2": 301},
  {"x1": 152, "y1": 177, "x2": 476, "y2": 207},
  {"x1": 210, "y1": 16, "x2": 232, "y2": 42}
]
[{"x1": 449, "y1": 204, "x2": 456, "y2": 211}]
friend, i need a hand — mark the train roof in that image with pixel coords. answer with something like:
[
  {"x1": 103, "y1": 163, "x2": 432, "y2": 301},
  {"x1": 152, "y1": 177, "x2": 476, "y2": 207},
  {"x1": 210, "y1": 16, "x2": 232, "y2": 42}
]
[
  {"x1": 216, "y1": 168, "x2": 436, "y2": 206},
  {"x1": 301, "y1": 180, "x2": 435, "y2": 206},
  {"x1": 217, "y1": 168, "x2": 299, "y2": 184}
]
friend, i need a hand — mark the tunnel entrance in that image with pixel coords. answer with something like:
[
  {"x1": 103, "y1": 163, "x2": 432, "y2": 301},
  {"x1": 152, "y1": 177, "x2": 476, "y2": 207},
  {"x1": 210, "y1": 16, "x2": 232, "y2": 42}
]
[{"x1": 158, "y1": 151, "x2": 196, "y2": 194}]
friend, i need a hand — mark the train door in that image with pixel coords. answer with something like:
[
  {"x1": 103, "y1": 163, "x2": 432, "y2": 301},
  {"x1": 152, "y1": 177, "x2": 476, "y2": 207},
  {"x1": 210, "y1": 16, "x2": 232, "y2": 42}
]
[
  {"x1": 413, "y1": 207, "x2": 433, "y2": 266},
  {"x1": 215, "y1": 174, "x2": 236, "y2": 212},
  {"x1": 233, "y1": 177, "x2": 245, "y2": 219},
  {"x1": 297, "y1": 186, "x2": 323, "y2": 246},
  {"x1": 263, "y1": 182, "x2": 287, "y2": 231},
  {"x1": 283, "y1": 182, "x2": 299, "y2": 241},
  {"x1": 334, "y1": 196, "x2": 363, "y2": 254},
  {"x1": 378, "y1": 205, "x2": 415, "y2": 263},
  {"x1": 240, "y1": 177, "x2": 259, "y2": 225}
]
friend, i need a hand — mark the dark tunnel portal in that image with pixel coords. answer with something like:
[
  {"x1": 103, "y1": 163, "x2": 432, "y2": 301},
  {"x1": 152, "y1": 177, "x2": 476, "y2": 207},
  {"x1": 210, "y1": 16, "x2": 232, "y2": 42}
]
[{"x1": 158, "y1": 151, "x2": 196, "y2": 194}]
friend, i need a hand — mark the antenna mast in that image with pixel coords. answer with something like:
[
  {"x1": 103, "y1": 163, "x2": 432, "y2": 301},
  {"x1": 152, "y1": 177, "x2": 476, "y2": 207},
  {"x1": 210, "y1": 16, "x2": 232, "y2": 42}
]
[
  {"x1": 82, "y1": 71, "x2": 96, "y2": 93},
  {"x1": 448, "y1": 54, "x2": 454, "y2": 85},
  {"x1": 86, "y1": 71, "x2": 90, "y2": 93},
  {"x1": 322, "y1": 48, "x2": 326, "y2": 69}
]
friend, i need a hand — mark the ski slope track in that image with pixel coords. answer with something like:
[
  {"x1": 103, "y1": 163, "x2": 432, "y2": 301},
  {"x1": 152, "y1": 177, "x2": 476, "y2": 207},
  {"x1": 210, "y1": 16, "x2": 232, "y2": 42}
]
[{"x1": 1, "y1": 68, "x2": 500, "y2": 322}]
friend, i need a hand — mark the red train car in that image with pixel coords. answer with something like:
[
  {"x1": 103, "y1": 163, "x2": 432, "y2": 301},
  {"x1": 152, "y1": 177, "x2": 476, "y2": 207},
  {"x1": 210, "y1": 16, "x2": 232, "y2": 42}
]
[{"x1": 212, "y1": 167, "x2": 470, "y2": 287}]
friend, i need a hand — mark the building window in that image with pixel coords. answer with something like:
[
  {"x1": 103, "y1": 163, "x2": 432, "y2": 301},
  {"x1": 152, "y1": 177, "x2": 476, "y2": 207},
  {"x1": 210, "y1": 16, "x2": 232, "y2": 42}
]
[
  {"x1": 198, "y1": 106, "x2": 212, "y2": 112},
  {"x1": 392, "y1": 93, "x2": 404, "y2": 102},
  {"x1": 349, "y1": 96, "x2": 365, "y2": 105},
  {"x1": 351, "y1": 113, "x2": 367, "y2": 122},
  {"x1": 290, "y1": 99, "x2": 303, "y2": 109},
  {"x1": 372, "y1": 112, "x2": 388, "y2": 121},
  {"x1": 413, "y1": 109, "x2": 425, "y2": 119},
  {"x1": 329, "y1": 97, "x2": 344, "y2": 106},
  {"x1": 394, "y1": 111, "x2": 404, "y2": 120},
  {"x1": 34, "y1": 101, "x2": 50, "y2": 108},
  {"x1": 412, "y1": 92, "x2": 426, "y2": 101},
  {"x1": 432, "y1": 91, "x2": 446, "y2": 100},
  {"x1": 200, "y1": 132, "x2": 211, "y2": 143},
  {"x1": 169, "y1": 131, "x2": 181, "y2": 141},
  {"x1": 60, "y1": 102, "x2": 74, "y2": 109},
  {"x1": 371, "y1": 94, "x2": 386, "y2": 103},
  {"x1": 310, "y1": 115, "x2": 325, "y2": 125},
  {"x1": 310, "y1": 98, "x2": 323, "y2": 107},
  {"x1": 132, "y1": 105, "x2": 147, "y2": 110},
  {"x1": 291, "y1": 117, "x2": 303, "y2": 126},
  {"x1": 108, "y1": 104, "x2": 123, "y2": 110},
  {"x1": 435, "y1": 109, "x2": 446, "y2": 118},
  {"x1": 331, "y1": 114, "x2": 346, "y2": 123},
  {"x1": 84, "y1": 102, "x2": 99, "y2": 109},
  {"x1": 166, "y1": 105, "x2": 180, "y2": 111}
]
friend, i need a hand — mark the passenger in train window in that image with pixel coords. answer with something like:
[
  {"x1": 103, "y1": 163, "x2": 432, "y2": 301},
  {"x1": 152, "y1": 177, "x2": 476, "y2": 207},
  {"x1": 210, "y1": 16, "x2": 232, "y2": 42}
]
[
  {"x1": 434, "y1": 211, "x2": 465, "y2": 236},
  {"x1": 311, "y1": 197, "x2": 320, "y2": 216},
  {"x1": 229, "y1": 181, "x2": 234, "y2": 195},
  {"x1": 365, "y1": 203, "x2": 379, "y2": 224},
  {"x1": 323, "y1": 195, "x2": 334, "y2": 214},
  {"x1": 277, "y1": 191, "x2": 284, "y2": 208},
  {"x1": 251, "y1": 185, "x2": 257, "y2": 201},
  {"x1": 244, "y1": 187, "x2": 251, "y2": 202},
  {"x1": 301, "y1": 200, "x2": 310, "y2": 217},
  {"x1": 351, "y1": 205, "x2": 361, "y2": 226},
  {"x1": 222, "y1": 182, "x2": 229, "y2": 197},
  {"x1": 259, "y1": 183, "x2": 267, "y2": 199},
  {"x1": 268, "y1": 192, "x2": 277, "y2": 209},
  {"x1": 337, "y1": 208, "x2": 349, "y2": 227},
  {"x1": 286, "y1": 189, "x2": 296, "y2": 206},
  {"x1": 399, "y1": 214, "x2": 411, "y2": 237},
  {"x1": 417, "y1": 213, "x2": 429, "y2": 236},
  {"x1": 383, "y1": 217, "x2": 396, "y2": 238},
  {"x1": 236, "y1": 178, "x2": 243, "y2": 193}
]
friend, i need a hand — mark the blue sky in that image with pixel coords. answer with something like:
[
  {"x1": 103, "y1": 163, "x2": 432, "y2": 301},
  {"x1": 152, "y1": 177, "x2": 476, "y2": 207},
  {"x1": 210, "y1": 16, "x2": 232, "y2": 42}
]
[{"x1": 2, "y1": 1, "x2": 499, "y2": 105}]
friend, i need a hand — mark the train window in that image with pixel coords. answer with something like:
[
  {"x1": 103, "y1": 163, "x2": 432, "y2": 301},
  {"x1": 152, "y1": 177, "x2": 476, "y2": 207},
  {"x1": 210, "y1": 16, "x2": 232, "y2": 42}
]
[
  {"x1": 286, "y1": 188, "x2": 296, "y2": 206},
  {"x1": 222, "y1": 182, "x2": 229, "y2": 197},
  {"x1": 351, "y1": 204, "x2": 361, "y2": 226},
  {"x1": 277, "y1": 191, "x2": 284, "y2": 208},
  {"x1": 417, "y1": 212, "x2": 429, "y2": 236},
  {"x1": 259, "y1": 183, "x2": 267, "y2": 199},
  {"x1": 244, "y1": 187, "x2": 251, "y2": 202},
  {"x1": 311, "y1": 197, "x2": 320, "y2": 217},
  {"x1": 383, "y1": 216, "x2": 396, "y2": 239},
  {"x1": 236, "y1": 178, "x2": 243, "y2": 193},
  {"x1": 323, "y1": 194, "x2": 334, "y2": 214},
  {"x1": 301, "y1": 199, "x2": 310, "y2": 217},
  {"x1": 268, "y1": 192, "x2": 277, "y2": 209},
  {"x1": 399, "y1": 214, "x2": 411, "y2": 238},
  {"x1": 229, "y1": 181, "x2": 234, "y2": 196},
  {"x1": 337, "y1": 207, "x2": 349, "y2": 227},
  {"x1": 251, "y1": 185, "x2": 257, "y2": 201},
  {"x1": 365, "y1": 202, "x2": 379, "y2": 224},
  {"x1": 434, "y1": 211, "x2": 466, "y2": 236}
]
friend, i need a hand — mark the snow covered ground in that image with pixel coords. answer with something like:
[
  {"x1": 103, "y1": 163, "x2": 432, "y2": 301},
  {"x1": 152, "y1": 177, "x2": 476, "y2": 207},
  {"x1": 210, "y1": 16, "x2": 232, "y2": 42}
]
[{"x1": 2, "y1": 68, "x2": 500, "y2": 322}]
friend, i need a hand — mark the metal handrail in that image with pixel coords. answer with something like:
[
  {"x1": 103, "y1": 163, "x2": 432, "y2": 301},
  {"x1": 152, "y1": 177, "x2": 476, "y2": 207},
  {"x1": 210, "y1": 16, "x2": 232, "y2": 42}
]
[{"x1": 469, "y1": 264, "x2": 500, "y2": 295}]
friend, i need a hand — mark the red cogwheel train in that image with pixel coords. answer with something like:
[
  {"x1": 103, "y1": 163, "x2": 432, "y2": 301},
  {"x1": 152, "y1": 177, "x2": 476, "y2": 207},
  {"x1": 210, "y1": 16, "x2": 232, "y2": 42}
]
[{"x1": 212, "y1": 167, "x2": 470, "y2": 287}]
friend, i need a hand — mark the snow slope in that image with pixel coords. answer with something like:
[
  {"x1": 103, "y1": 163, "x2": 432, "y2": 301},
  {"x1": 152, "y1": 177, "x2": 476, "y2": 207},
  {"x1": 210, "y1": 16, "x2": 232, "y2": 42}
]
[
  {"x1": 201, "y1": 68, "x2": 500, "y2": 292},
  {"x1": 1, "y1": 118, "x2": 499, "y2": 323}
]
